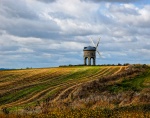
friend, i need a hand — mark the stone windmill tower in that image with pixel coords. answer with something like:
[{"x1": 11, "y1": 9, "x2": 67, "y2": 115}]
[{"x1": 83, "y1": 38, "x2": 101, "y2": 66}]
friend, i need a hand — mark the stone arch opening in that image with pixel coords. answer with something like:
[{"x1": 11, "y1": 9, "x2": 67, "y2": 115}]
[
  {"x1": 84, "y1": 57, "x2": 88, "y2": 65},
  {"x1": 90, "y1": 57, "x2": 95, "y2": 66}
]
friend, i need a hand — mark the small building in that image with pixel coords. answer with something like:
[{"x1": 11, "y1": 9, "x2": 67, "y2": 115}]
[{"x1": 83, "y1": 46, "x2": 96, "y2": 65}]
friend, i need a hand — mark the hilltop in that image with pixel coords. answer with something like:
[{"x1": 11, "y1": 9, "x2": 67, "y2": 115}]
[{"x1": 0, "y1": 64, "x2": 150, "y2": 117}]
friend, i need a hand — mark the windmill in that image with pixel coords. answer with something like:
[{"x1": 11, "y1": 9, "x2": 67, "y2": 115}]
[
  {"x1": 83, "y1": 37, "x2": 102, "y2": 65},
  {"x1": 90, "y1": 37, "x2": 102, "y2": 58}
]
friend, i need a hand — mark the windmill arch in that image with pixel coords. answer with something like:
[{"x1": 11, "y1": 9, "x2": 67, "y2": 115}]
[
  {"x1": 84, "y1": 57, "x2": 88, "y2": 65},
  {"x1": 90, "y1": 57, "x2": 95, "y2": 66}
]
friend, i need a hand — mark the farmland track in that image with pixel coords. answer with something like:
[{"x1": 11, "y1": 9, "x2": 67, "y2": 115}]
[
  {"x1": 112, "y1": 66, "x2": 125, "y2": 75},
  {"x1": 0, "y1": 68, "x2": 79, "y2": 106},
  {"x1": 1, "y1": 67, "x2": 103, "y2": 107},
  {"x1": 53, "y1": 66, "x2": 124, "y2": 102},
  {"x1": 0, "y1": 66, "x2": 126, "y2": 109}
]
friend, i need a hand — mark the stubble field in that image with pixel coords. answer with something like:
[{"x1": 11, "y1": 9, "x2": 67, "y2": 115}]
[{"x1": 0, "y1": 65, "x2": 150, "y2": 117}]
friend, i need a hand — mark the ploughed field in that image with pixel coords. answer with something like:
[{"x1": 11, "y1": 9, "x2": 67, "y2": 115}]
[
  {"x1": 0, "y1": 66, "x2": 124, "y2": 108},
  {"x1": 0, "y1": 65, "x2": 150, "y2": 117}
]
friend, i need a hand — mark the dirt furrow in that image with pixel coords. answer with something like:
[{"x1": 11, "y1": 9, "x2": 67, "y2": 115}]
[
  {"x1": 0, "y1": 66, "x2": 125, "y2": 109},
  {"x1": 0, "y1": 68, "x2": 81, "y2": 107},
  {"x1": 112, "y1": 66, "x2": 126, "y2": 75}
]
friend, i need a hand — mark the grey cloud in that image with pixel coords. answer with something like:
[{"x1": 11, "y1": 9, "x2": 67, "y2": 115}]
[
  {"x1": 0, "y1": 46, "x2": 19, "y2": 52},
  {"x1": 143, "y1": 44, "x2": 150, "y2": 50},
  {"x1": 1, "y1": 0, "x2": 38, "y2": 19},
  {"x1": 108, "y1": 4, "x2": 139, "y2": 15},
  {"x1": 8, "y1": 29, "x2": 61, "y2": 39},
  {"x1": 36, "y1": 0, "x2": 57, "y2": 3},
  {"x1": 81, "y1": 0, "x2": 139, "y2": 3},
  {"x1": 0, "y1": 0, "x2": 62, "y2": 39},
  {"x1": 0, "y1": 0, "x2": 150, "y2": 68},
  {"x1": 0, "y1": 16, "x2": 61, "y2": 39},
  {"x1": 48, "y1": 12, "x2": 75, "y2": 20},
  {"x1": 108, "y1": 4, "x2": 150, "y2": 28}
]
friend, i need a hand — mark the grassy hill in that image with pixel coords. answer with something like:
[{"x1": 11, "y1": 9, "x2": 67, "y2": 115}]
[{"x1": 0, "y1": 65, "x2": 150, "y2": 117}]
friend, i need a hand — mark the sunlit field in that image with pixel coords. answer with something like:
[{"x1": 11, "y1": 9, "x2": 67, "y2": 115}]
[{"x1": 0, "y1": 65, "x2": 150, "y2": 117}]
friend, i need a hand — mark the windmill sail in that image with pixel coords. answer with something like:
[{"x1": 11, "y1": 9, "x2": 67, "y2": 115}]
[
  {"x1": 90, "y1": 38, "x2": 96, "y2": 47},
  {"x1": 97, "y1": 50, "x2": 102, "y2": 57},
  {"x1": 96, "y1": 38, "x2": 100, "y2": 48},
  {"x1": 89, "y1": 37, "x2": 102, "y2": 58}
]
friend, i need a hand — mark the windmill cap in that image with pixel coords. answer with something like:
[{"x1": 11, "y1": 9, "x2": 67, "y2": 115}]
[{"x1": 83, "y1": 46, "x2": 96, "y2": 51}]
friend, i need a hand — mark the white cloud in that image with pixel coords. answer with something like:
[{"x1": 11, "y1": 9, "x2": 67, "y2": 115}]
[
  {"x1": 108, "y1": 4, "x2": 150, "y2": 27},
  {"x1": 81, "y1": 0, "x2": 139, "y2": 3},
  {"x1": 0, "y1": 0, "x2": 150, "y2": 68},
  {"x1": 17, "y1": 48, "x2": 34, "y2": 53}
]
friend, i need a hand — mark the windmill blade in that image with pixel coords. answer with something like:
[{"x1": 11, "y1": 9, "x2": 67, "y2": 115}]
[
  {"x1": 96, "y1": 38, "x2": 100, "y2": 49},
  {"x1": 96, "y1": 50, "x2": 102, "y2": 58},
  {"x1": 89, "y1": 38, "x2": 96, "y2": 47}
]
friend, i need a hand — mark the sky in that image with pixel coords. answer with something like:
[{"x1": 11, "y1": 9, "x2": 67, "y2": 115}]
[{"x1": 0, "y1": 0, "x2": 150, "y2": 68}]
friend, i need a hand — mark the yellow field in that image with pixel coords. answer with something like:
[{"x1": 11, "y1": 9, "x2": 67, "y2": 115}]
[
  {"x1": 0, "y1": 66, "x2": 125, "y2": 108},
  {"x1": 0, "y1": 65, "x2": 150, "y2": 117}
]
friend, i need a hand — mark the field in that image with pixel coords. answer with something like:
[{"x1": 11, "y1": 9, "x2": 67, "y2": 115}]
[{"x1": 0, "y1": 65, "x2": 150, "y2": 117}]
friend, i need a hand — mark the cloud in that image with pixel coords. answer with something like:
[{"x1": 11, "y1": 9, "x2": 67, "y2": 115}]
[
  {"x1": 36, "y1": 0, "x2": 57, "y2": 3},
  {"x1": 0, "y1": 0, "x2": 150, "y2": 68},
  {"x1": 81, "y1": 0, "x2": 140, "y2": 3},
  {"x1": 108, "y1": 4, "x2": 150, "y2": 27},
  {"x1": 6, "y1": 19, "x2": 60, "y2": 39},
  {"x1": 0, "y1": 0, "x2": 38, "y2": 19},
  {"x1": 0, "y1": 0, "x2": 61, "y2": 39}
]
